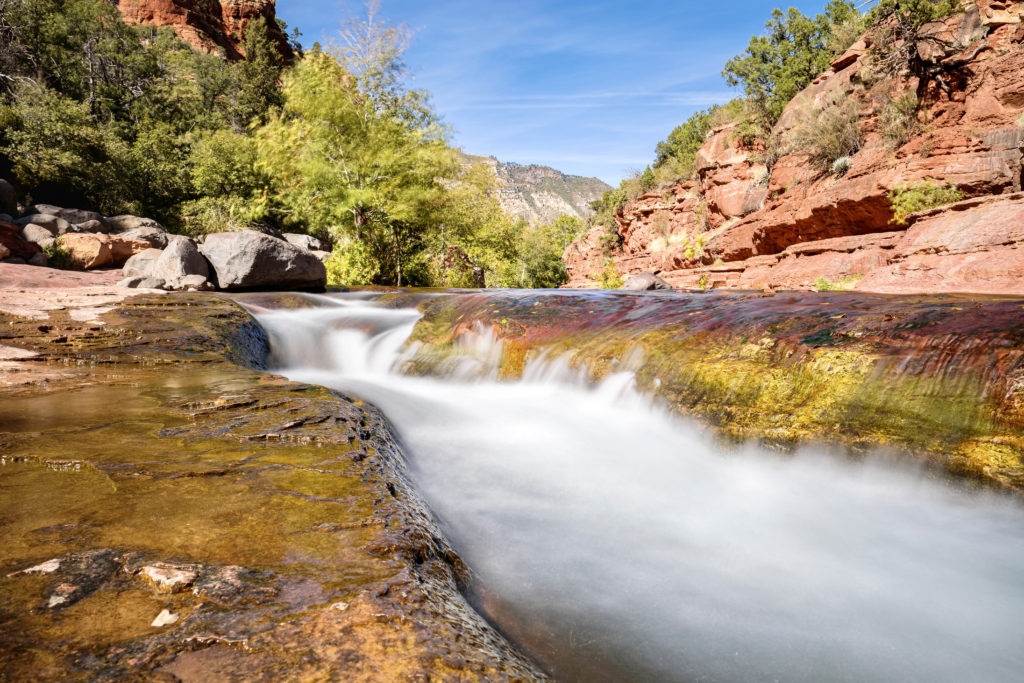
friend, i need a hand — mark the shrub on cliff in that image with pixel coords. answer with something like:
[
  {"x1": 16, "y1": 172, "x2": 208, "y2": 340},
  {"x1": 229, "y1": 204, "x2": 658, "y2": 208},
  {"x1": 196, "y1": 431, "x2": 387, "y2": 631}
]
[
  {"x1": 879, "y1": 91, "x2": 922, "y2": 148},
  {"x1": 888, "y1": 179, "x2": 965, "y2": 224},
  {"x1": 790, "y1": 98, "x2": 862, "y2": 173},
  {"x1": 867, "y1": 0, "x2": 969, "y2": 97}
]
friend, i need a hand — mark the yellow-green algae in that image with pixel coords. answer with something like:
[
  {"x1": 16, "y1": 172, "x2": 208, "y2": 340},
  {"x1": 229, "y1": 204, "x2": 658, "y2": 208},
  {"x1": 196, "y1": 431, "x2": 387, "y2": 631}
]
[
  {"x1": 0, "y1": 294, "x2": 547, "y2": 681},
  {"x1": 406, "y1": 290, "x2": 1024, "y2": 490}
]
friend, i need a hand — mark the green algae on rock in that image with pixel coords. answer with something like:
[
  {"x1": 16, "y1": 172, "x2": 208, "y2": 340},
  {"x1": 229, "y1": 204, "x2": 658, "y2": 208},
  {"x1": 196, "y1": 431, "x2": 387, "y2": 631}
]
[
  {"x1": 0, "y1": 292, "x2": 547, "y2": 681},
  {"x1": 404, "y1": 289, "x2": 1024, "y2": 491}
]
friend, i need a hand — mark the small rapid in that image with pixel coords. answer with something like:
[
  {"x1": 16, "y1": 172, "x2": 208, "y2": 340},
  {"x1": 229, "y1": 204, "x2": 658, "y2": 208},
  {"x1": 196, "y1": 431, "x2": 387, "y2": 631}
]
[{"x1": 253, "y1": 291, "x2": 1024, "y2": 683}]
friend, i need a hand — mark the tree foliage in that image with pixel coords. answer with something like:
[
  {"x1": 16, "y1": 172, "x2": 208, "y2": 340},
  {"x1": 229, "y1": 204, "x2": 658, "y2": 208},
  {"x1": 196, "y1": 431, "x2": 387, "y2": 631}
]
[{"x1": 722, "y1": 1, "x2": 859, "y2": 129}]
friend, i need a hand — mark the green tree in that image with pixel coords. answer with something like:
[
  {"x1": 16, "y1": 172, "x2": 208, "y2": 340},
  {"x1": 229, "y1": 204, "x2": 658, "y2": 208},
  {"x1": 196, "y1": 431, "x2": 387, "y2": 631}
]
[
  {"x1": 655, "y1": 106, "x2": 714, "y2": 174},
  {"x1": 235, "y1": 16, "x2": 285, "y2": 128},
  {"x1": 520, "y1": 215, "x2": 581, "y2": 288},
  {"x1": 722, "y1": 1, "x2": 858, "y2": 128},
  {"x1": 256, "y1": 51, "x2": 456, "y2": 285}
]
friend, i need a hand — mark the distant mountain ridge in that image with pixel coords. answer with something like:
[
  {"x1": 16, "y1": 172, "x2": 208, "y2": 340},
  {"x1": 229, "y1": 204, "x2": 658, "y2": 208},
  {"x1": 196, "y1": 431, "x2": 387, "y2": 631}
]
[{"x1": 465, "y1": 154, "x2": 611, "y2": 226}]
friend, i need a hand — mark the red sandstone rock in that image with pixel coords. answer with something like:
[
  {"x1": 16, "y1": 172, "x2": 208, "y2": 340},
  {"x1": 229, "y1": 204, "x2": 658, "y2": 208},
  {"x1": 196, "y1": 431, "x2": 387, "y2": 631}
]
[
  {"x1": 59, "y1": 234, "x2": 151, "y2": 270},
  {"x1": 0, "y1": 221, "x2": 43, "y2": 260},
  {"x1": 564, "y1": 1, "x2": 1024, "y2": 294},
  {"x1": 116, "y1": 0, "x2": 292, "y2": 61}
]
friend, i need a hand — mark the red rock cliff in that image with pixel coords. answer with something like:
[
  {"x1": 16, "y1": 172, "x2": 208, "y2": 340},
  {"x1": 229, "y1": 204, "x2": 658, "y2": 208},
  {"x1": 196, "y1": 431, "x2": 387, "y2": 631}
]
[
  {"x1": 117, "y1": 0, "x2": 293, "y2": 61},
  {"x1": 566, "y1": 0, "x2": 1024, "y2": 295}
]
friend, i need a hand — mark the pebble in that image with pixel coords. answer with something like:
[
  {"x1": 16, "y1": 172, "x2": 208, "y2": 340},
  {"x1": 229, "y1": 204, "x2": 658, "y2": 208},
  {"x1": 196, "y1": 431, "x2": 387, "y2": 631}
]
[
  {"x1": 151, "y1": 609, "x2": 179, "y2": 627},
  {"x1": 141, "y1": 563, "x2": 197, "y2": 593}
]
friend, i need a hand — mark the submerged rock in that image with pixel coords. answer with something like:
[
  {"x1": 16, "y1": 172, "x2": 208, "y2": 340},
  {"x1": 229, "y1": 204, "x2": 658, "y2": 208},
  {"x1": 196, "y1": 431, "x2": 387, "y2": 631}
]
[
  {"x1": 0, "y1": 291, "x2": 546, "y2": 680},
  {"x1": 151, "y1": 609, "x2": 179, "y2": 627},
  {"x1": 408, "y1": 289, "x2": 1024, "y2": 490}
]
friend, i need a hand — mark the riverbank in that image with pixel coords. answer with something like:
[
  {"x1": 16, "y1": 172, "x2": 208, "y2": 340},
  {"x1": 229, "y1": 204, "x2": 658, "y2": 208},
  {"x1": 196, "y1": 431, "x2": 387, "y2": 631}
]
[{"x1": 0, "y1": 286, "x2": 546, "y2": 680}]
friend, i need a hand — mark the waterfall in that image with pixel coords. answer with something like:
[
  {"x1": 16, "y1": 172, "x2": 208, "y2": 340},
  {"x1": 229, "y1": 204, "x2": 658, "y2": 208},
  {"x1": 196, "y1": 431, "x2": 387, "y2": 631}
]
[{"x1": 253, "y1": 291, "x2": 1024, "y2": 683}]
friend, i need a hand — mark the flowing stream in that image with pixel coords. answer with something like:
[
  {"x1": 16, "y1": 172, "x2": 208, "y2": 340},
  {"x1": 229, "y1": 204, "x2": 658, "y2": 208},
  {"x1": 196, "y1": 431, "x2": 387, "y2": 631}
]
[{"x1": 251, "y1": 291, "x2": 1024, "y2": 683}]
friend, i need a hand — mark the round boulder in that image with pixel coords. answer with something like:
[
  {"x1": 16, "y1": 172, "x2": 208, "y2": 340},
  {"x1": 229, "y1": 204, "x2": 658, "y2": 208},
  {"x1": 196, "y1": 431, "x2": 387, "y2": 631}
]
[
  {"x1": 199, "y1": 230, "x2": 327, "y2": 291},
  {"x1": 119, "y1": 226, "x2": 168, "y2": 249},
  {"x1": 153, "y1": 237, "x2": 209, "y2": 282},
  {"x1": 123, "y1": 248, "x2": 164, "y2": 279},
  {"x1": 21, "y1": 224, "x2": 57, "y2": 249},
  {"x1": 106, "y1": 215, "x2": 163, "y2": 234},
  {"x1": 283, "y1": 233, "x2": 323, "y2": 251},
  {"x1": 31, "y1": 205, "x2": 109, "y2": 231},
  {"x1": 621, "y1": 272, "x2": 673, "y2": 291},
  {"x1": 14, "y1": 214, "x2": 72, "y2": 235}
]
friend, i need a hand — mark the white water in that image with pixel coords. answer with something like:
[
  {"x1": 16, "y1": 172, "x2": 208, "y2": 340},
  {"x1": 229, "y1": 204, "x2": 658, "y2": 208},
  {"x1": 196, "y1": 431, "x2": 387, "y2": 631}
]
[{"x1": 254, "y1": 292, "x2": 1024, "y2": 683}]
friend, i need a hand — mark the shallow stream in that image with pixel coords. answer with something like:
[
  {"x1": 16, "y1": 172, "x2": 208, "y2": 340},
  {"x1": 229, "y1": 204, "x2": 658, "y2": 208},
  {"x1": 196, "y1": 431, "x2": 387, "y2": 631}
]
[{"x1": 252, "y1": 291, "x2": 1024, "y2": 683}]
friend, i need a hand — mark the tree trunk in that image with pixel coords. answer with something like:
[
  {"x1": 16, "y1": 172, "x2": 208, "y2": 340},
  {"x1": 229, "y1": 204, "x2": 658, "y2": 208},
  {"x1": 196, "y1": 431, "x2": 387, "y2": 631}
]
[{"x1": 392, "y1": 223, "x2": 403, "y2": 287}]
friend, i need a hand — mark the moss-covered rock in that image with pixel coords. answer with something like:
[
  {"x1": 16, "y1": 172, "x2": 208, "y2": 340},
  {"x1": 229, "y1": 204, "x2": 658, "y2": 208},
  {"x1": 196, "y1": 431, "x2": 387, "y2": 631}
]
[{"x1": 407, "y1": 290, "x2": 1024, "y2": 491}]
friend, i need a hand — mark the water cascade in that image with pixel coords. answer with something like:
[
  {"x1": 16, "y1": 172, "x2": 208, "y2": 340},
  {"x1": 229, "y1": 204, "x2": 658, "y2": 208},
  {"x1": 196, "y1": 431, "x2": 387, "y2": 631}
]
[{"x1": 251, "y1": 291, "x2": 1024, "y2": 683}]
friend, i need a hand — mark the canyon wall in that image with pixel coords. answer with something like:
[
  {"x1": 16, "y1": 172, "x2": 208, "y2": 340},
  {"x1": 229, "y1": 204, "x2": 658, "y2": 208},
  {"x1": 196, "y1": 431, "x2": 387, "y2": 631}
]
[
  {"x1": 566, "y1": 0, "x2": 1024, "y2": 294},
  {"x1": 117, "y1": 0, "x2": 293, "y2": 61},
  {"x1": 466, "y1": 155, "x2": 611, "y2": 226}
]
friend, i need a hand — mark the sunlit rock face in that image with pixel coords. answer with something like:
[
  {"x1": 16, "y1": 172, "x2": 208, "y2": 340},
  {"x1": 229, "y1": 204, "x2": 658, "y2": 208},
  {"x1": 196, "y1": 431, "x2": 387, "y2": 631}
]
[
  {"x1": 116, "y1": 0, "x2": 293, "y2": 60},
  {"x1": 566, "y1": 0, "x2": 1024, "y2": 293}
]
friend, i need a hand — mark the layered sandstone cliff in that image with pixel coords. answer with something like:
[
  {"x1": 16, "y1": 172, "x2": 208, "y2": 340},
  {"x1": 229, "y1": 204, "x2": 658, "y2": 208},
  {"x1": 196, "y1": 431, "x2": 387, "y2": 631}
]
[
  {"x1": 566, "y1": 0, "x2": 1024, "y2": 294},
  {"x1": 117, "y1": 0, "x2": 293, "y2": 61}
]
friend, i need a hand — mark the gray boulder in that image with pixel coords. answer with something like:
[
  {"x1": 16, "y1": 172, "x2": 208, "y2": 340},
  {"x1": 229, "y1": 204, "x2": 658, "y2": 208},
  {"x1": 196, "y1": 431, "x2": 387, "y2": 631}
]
[
  {"x1": 118, "y1": 276, "x2": 145, "y2": 288},
  {"x1": 14, "y1": 214, "x2": 71, "y2": 235},
  {"x1": 106, "y1": 215, "x2": 163, "y2": 234},
  {"x1": 28, "y1": 252, "x2": 49, "y2": 267},
  {"x1": 0, "y1": 179, "x2": 16, "y2": 217},
  {"x1": 621, "y1": 272, "x2": 673, "y2": 291},
  {"x1": 283, "y1": 233, "x2": 323, "y2": 251},
  {"x1": 122, "y1": 248, "x2": 164, "y2": 278},
  {"x1": 137, "y1": 277, "x2": 167, "y2": 289},
  {"x1": 310, "y1": 250, "x2": 331, "y2": 262},
  {"x1": 21, "y1": 224, "x2": 57, "y2": 249},
  {"x1": 153, "y1": 238, "x2": 209, "y2": 281},
  {"x1": 76, "y1": 219, "x2": 109, "y2": 234},
  {"x1": 166, "y1": 274, "x2": 214, "y2": 291},
  {"x1": 200, "y1": 230, "x2": 327, "y2": 291},
  {"x1": 30, "y1": 205, "x2": 109, "y2": 231},
  {"x1": 119, "y1": 226, "x2": 167, "y2": 249}
]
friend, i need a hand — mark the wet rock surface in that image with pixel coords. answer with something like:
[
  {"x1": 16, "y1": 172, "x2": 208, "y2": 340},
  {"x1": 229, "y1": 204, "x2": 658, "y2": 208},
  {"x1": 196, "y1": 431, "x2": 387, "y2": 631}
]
[
  {"x1": 407, "y1": 289, "x2": 1024, "y2": 491},
  {"x1": 0, "y1": 292, "x2": 547, "y2": 680}
]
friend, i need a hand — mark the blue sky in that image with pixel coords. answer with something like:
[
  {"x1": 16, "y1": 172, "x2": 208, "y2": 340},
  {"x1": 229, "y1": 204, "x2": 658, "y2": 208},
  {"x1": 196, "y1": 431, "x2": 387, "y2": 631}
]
[{"x1": 277, "y1": 1, "x2": 835, "y2": 185}]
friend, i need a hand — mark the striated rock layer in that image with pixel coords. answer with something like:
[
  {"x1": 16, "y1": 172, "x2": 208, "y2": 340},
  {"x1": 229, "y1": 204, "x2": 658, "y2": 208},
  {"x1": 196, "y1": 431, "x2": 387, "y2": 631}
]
[
  {"x1": 116, "y1": 0, "x2": 293, "y2": 61},
  {"x1": 407, "y1": 289, "x2": 1024, "y2": 491},
  {"x1": 565, "y1": 0, "x2": 1024, "y2": 293}
]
